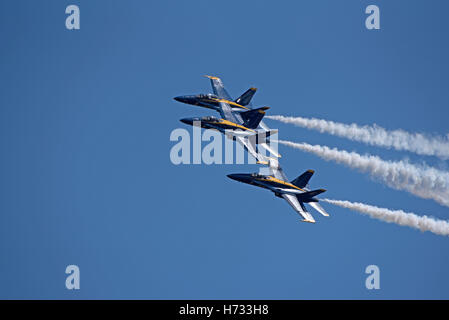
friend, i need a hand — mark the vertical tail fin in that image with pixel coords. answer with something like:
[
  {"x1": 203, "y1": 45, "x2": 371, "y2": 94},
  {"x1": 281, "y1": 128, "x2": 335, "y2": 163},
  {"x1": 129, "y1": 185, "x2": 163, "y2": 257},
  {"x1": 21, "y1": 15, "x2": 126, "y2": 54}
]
[
  {"x1": 235, "y1": 87, "x2": 257, "y2": 106},
  {"x1": 241, "y1": 106, "x2": 269, "y2": 129},
  {"x1": 291, "y1": 170, "x2": 314, "y2": 188}
]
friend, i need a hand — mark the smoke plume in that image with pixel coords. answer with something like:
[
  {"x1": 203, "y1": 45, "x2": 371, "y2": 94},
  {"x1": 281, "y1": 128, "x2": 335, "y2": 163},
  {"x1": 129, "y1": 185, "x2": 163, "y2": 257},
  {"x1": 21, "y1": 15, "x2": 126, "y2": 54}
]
[
  {"x1": 323, "y1": 198, "x2": 449, "y2": 237},
  {"x1": 278, "y1": 140, "x2": 449, "y2": 207},
  {"x1": 267, "y1": 115, "x2": 449, "y2": 159}
]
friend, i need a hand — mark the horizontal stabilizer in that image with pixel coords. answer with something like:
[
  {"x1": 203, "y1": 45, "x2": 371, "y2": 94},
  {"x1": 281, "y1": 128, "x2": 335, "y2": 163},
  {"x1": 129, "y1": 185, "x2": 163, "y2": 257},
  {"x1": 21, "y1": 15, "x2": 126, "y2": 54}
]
[
  {"x1": 291, "y1": 170, "x2": 314, "y2": 188},
  {"x1": 282, "y1": 193, "x2": 316, "y2": 222},
  {"x1": 296, "y1": 189, "x2": 326, "y2": 201},
  {"x1": 235, "y1": 87, "x2": 257, "y2": 106},
  {"x1": 309, "y1": 202, "x2": 330, "y2": 217}
]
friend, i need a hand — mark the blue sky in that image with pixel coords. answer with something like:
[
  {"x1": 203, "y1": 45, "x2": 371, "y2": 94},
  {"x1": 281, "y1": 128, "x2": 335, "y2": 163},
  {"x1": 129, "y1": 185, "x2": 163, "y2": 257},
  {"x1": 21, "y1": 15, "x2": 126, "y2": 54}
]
[{"x1": 1, "y1": 0, "x2": 449, "y2": 299}]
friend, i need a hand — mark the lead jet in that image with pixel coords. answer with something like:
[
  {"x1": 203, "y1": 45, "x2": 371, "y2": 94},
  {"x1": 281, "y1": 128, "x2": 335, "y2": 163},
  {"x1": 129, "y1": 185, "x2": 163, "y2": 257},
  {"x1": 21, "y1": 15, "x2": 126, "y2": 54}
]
[
  {"x1": 227, "y1": 160, "x2": 330, "y2": 223},
  {"x1": 175, "y1": 76, "x2": 281, "y2": 161},
  {"x1": 174, "y1": 77, "x2": 257, "y2": 112}
]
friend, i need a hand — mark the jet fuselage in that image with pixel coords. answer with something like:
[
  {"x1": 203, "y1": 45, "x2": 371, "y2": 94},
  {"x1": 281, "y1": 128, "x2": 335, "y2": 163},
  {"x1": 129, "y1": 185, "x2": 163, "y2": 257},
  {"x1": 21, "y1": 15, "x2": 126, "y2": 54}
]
[
  {"x1": 180, "y1": 116, "x2": 256, "y2": 134},
  {"x1": 174, "y1": 94, "x2": 249, "y2": 111},
  {"x1": 227, "y1": 173, "x2": 323, "y2": 203}
]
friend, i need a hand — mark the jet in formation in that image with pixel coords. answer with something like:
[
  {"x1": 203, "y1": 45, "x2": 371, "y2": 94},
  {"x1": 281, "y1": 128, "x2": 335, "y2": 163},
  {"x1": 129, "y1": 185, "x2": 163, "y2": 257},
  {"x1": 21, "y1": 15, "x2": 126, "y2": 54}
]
[
  {"x1": 174, "y1": 76, "x2": 329, "y2": 222},
  {"x1": 227, "y1": 161, "x2": 329, "y2": 223},
  {"x1": 174, "y1": 75, "x2": 281, "y2": 162}
]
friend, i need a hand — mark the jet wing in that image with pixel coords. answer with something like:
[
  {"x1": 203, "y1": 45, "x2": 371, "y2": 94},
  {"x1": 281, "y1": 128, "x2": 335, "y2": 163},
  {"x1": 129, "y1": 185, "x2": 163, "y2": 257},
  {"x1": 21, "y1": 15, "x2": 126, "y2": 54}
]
[
  {"x1": 271, "y1": 187, "x2": 304, "y2": 195},
  {"x1": 282, "y1": 194, "x2": 316, "y2": 223},
  {"x1": 269, "y1": 160, "x2": 288, "y2": 181},
  {"x1": 206, "y1": 76, "x2": 244, "y2": 124},
  {"x1": 206, "y1": 75, "x2": 232, "y2": 100},
  {"x1": 259, "y1": 120, "x2": 269, "y2": 131},
  {"x1": 218, "y1": 100, "x2": 240, "y2": 123},
  {"x1": 234, "y1": 135, "x2": 268, "y2": 164},
  {"x1": 258, "y1": 142, "x2": 281, "y2": 158}
]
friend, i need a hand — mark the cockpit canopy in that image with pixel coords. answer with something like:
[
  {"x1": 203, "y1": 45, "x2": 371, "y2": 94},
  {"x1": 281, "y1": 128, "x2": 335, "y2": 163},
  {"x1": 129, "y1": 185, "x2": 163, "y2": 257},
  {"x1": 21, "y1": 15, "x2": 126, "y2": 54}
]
[
  {"x1": 201, "y1": 116, "x2": 218, "y2": 122},
  {"x1": 251, "y1": 173, "x2": 265, "y2": 178},
  {"x1": 198, "y1": 93, "x2": 218, "y2": 99}
]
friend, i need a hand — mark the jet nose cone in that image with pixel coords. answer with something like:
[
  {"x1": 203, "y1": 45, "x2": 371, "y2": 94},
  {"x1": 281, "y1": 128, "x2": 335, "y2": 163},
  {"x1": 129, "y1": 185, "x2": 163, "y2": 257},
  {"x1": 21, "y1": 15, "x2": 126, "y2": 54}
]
[
  {"x1": 180, "y1": 118, "x2": 193, "y2": 125},
  {"x1": 174, "y1": 95, "x2": 194, "y2": 104},
  {"x1": 227, "y1": 174, "x2": 245, "y2": 181}
]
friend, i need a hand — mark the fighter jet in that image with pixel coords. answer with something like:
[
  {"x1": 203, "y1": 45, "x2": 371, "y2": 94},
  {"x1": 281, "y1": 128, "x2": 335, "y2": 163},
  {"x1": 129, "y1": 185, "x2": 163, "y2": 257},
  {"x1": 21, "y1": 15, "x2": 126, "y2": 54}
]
[
  {"x1": 175, "y1": 76, "x2": 281, "y2": 161},
  {"x1": 174, "y1": 77, "x2": 257, "y2": 112},
  {"x1": 227, "y1": 161, "x2": 330, "y2": 223}
]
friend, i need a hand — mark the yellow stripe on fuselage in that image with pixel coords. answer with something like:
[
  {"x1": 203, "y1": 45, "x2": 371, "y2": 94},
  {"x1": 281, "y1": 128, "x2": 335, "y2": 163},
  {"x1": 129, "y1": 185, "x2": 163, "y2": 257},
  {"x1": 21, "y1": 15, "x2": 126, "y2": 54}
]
[
  {"x1": 257, "y1": 176, "x2": 304, "y2": 191},
  {"x1": 206, "y1": 98, "x2": 249, "y2": 110},
  {"x1": 217, "y1": 119, "x2": 255, "y2": 132}
]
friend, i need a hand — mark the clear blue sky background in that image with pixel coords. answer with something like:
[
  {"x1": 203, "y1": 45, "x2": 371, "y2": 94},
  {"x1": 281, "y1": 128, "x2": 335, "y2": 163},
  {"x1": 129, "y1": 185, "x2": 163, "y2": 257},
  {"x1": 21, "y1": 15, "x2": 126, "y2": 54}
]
[{"x1": 1, "y1": 0, "x2": 449, "y2": 299}]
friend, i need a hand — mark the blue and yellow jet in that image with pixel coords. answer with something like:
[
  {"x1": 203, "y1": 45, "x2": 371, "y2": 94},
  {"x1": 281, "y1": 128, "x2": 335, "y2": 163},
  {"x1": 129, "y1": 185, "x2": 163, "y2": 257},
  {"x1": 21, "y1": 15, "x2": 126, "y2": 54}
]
[
  {"x1": 228, "y1": 161, "x2": 330, "y2": 223},
  {"x1": 174, "y1": 76, "x2": 281, "y2": 161},
  {"x1": 174, "y1": 75, "x2": 257, "y2": 112}
]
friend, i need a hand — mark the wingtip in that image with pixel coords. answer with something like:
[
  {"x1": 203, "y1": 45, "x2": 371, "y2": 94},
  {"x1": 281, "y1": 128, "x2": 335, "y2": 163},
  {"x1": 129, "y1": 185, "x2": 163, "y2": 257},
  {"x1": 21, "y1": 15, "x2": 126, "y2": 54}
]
[
  {"x1": 302, "y1": 219, "x2": 316, "y2": 224},
  {"x1": 204, "y1": 75, "x2": 220, "y2": 80}
]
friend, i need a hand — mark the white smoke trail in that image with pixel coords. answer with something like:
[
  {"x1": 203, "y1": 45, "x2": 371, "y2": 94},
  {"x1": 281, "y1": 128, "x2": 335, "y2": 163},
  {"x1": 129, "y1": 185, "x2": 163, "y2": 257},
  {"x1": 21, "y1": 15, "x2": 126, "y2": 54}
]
[
  {"x1": 278, "y1": 140, "x2": 449, "y2": 207},
  {"x1": 267, "y1": 115, "x2": 449, "y2": 159},
  {"x1": 322, "y1": 198, "x2": 449, "y2": 237}
]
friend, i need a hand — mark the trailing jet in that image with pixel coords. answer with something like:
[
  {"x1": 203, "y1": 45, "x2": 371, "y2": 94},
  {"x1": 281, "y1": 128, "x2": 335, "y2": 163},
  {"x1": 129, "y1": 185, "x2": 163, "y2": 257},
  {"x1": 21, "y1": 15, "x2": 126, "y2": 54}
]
[
  {"x1": 175, "y1": 76, "x2": 281, "y2": 161},
  {"x1": 227, "y1": 161, "x2": 329, "y2": 223}
]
